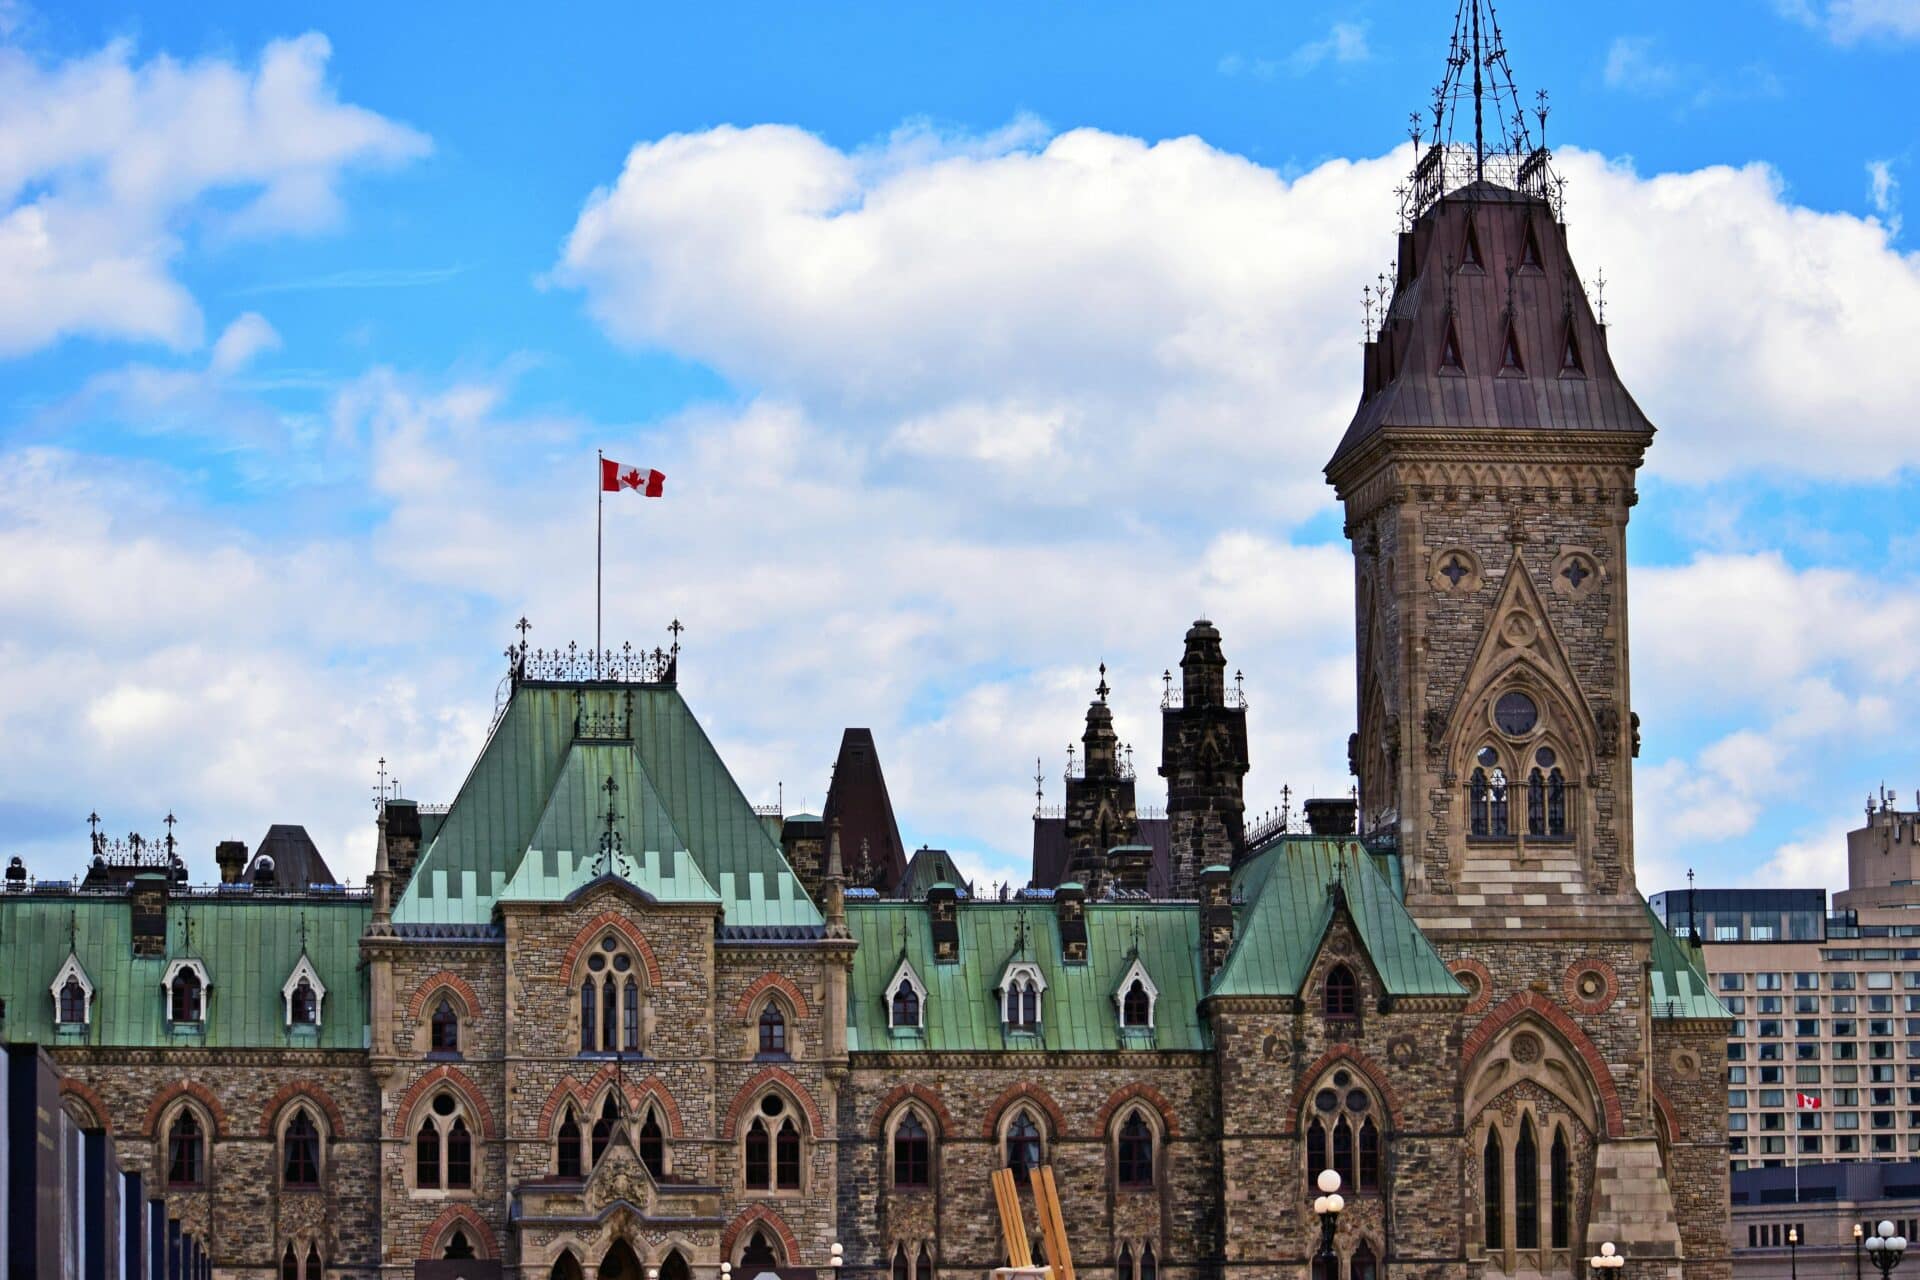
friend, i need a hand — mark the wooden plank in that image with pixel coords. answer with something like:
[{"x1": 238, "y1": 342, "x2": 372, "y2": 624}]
[
  {"x1": 1035, "y1": 1165, "x2": 1075, "y2": 1280},
  {"x1": 992, "y1": 1168, "x2": 1032, "y2": 1268}
]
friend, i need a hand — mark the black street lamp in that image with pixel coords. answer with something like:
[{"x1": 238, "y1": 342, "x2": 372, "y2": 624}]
[
  {"x1": 1312, "y1": 1168, "x2": 1345, "y2": 1276},
  {"x1": 1861, "y1": 1223, "x2": 1869, "y2": 1280},
  {"x1": 1866, "y1": 1221, "x2": 1910, "y2": 1278},
  {"x1": 1789, "y1": 1225, "x2": 1799, "y2": 1280}
]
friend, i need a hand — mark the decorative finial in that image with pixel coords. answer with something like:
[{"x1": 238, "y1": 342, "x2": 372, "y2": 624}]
[
  {"x1": 1235, "y1": 669, "x2": 1245, "y2": 705},
  {"x1": 163, "y1": 811, "x2": 177, "y2": 858},
  {"x1": 597, "y1": 774, "x2": 623, "y2": 874},
  {"x1": 374, "y1": 756, "x2": 388, "y2": 810},
  {"x1": 1034, "y1": 758, "x2": 1045, "y2": 815},
  {"x1": 1592, "y1": 268, "x2": 1608, "y2": 327},
  {"x1": 1162, "y1": 668, "x2": 1173, "y2": 708},
  {"x1": 515, "y1": 616, "x2": 532, "y2": 650},
  {"x1": 668, "y1": 618, "x2": 685, "y2": 657},
  {"x1": 1096, "y1": 663, "x2": 1109, "y2": 704}
]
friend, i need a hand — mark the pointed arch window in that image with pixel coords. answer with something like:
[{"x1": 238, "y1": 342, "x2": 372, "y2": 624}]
[
  {"x1": 759, "y1": 1002, "x2": 788, "y2": 1057},
  {"x1": 430, "y1": 998, "x2": 460, "y2": 1053},
  {"x1": 743, "y1": 1092, "x2": 804, "y2": 1192},
  {"x1": 1561, "y1": 325, "x2": 1586, "y2": 376},
  {"x1": 414, "y1": 1091, "x2": 473, "y2": 1190},
  {"x1": 578, "y1": 933, "x2": 645, "y2": 1055},
  {"x1": 887, "y1": 959, "x2": 927, "y2": 1029},
  {"x1": 1460, "y1": 215, "x2": 1484, "y2": 271},
  {"x1": 639, "y1": 1107, "x2": 665, "y2": 1179},
  {"x1": 741, "y1": 1230, "x2": 778, "y2": 1268},
  {"x1": 1005, "y1": 1109, "x2": 1044, "y2": 1184},
  {"x1": 58, "y1": 975, "x2": 87, "y2": 1024},
  {"x1": 1000, "y1": 962, "x2": 1046, "y2": 1031},
  {"x1": 1138, "y1": 1244, "x2": 1157, "y2": 1280},
  {"x1": 1351, "y1": 1241, "x2": 1379, "y2": 1280},
  {"x1": 917, "y1": 1243, "x2": 936, "y2": 1280},
  {"x1": 892, "y1": 983, "x2": 921, "y2": 1027},
  {"x1": 893, "y1": 1111, "x2": 931, "y2": 1188},
  {"x1": 1551, "y1": 1124, "x2": 1572, "y2": 1249},
  {"x1": 166, "y1": 963, "x2": 206, "y2": 1024},
  {"x1": 1324, "y1": 964, "x2": 1359, "y2": 1019},
  {"x1": 1515, "y1": 1114, "x2": 1540, "y2": 1249},
  {"x1": 1332, "y1": 1116, "x2": 1355, "y2": 1188},
  {"x1": 591, "y1": 1095, "x2": 621, "y2": 1166},
  {"x1": 443, "y1": 1229, "x2": 475, "y2": 1260},
  {"x1": 1500, "y1": 323, "x2": 1524, "y2": 373},
  {"x1": 166, "y1": 1110, "x2": 203, "y2": 1186},
  {"x1": 282, "y1": 1108, "x2": 321, "y2": 1188},
  {"x1": 307, "y1": 1245, "x2": 323, "y2": 1279},
  {"x1": 1359, "y1": 1116, "x2": 1380, "y2": 1190},
  {"x1": 893, "y1": 1245, "x2": 910, "y2": 1280},
  {"x1": 282, "y1": 954, "x2": 326, "y2": 1028},
  {"x1": 282, "y1": 1244, "x2": 299, "y2": 1280},
  {"x1": 1122, "y1": 979, "x2": 1152, "y2": 1028},
  {"x1": 1484, "y1": 1128, "x2": 1505, "y2": 1250},
  {"x1": 52, "y1": 954, "x2": 93, "y2": 1027},
  {"x1": 556, "y1": 1107, "x2": 583, "y2": 1178},
  {"x1": 1116, "y1": 1111, "x2": 1155, "y2": 1187},
  {"x1": 1306, "y1": 1118, "x2": 1328, "y2": 1191},
  {"x1": 661, "y1": 1251, "x2": 691, "y2": 1280},
  {"x1": 1548, "y1": 768, "x2": 1568, "y2": 836},
  {"x1": 1118, "y1": 1244, "x2": 1133, "y2": 1280},
  {"x1": 775, "y1": 1114, "x2": 801, "y2": 1188},
  {"x1": 1440, "y1": 317, "x2": 1465, "y2": 371},
  {"x1": 446, "y1": 1116, "x2": 472, "y2": 1188}
]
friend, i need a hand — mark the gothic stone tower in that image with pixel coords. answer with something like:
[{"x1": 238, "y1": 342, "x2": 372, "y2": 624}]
[
  {"x1": 1062, "y1": 670, "x2": 1142, "y2": 894},
  {"x1": 1160, "y1": 619, "x2": 1249, "y2": 896},
  {"x1": 1325, "y1": 59, "x2": 1727, "y2": 1274}
]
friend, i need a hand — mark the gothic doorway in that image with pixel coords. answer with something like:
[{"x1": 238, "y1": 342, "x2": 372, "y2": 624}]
[
  {"x1": 550, "y1": 1253, "x2": 583, "y2": 1280},
  {"x1": 660, "y1": 1249, "x2": 691, "y2": 1280},
  {"x1": 600, "y1": 1241, "x2": 645, "y2": 1280}
]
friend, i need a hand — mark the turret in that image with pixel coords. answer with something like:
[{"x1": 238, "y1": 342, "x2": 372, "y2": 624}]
[{"x1": 1160, "y1": 620, "x2": 1250, "y2": 895}]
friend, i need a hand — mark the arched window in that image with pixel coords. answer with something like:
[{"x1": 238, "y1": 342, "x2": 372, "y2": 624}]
[
  {"x1": 1118, "y1": 1244, "x2": 1132, "y2": 1280},
  {"x1": 1489, "y1": 766, "x2": 1509, "y2": 836},
  {"x1": 917, "y1": 1243, "x2": 935, "y2": 1280},
  {"x1": 893, "y1": 1111, "x2": 931, "y2": 1188},
  {"x1": 743, "y1": 1092, "x2": 803, "y2": 1191},
  {"x1": 1332, "y1": 1116, "x2": 1355, "y2": 1188},
  {"x1": 1007, "y1": 977, "x2": 1039, "y2": 1030},
  {"x1": 891, "y1": 983, "x2": 920, "y2": 1028},
  {"x1": 1138, "y1": 1244, "x2": 1156, "y2": 1280},
  {"x1": 892, "y1": 1244, "x2": 909, "y2": 1280},
  {"x1": 305, "y1": 1245, "x2": 323, "y2": 1280},
  {"x1": 414, "y1": 1092, "x2": 473, "y2": 1190},
  {"x1": 282, "y1": 1109, "x2": 321, "y2": 1187},
  {"x1": 1515, "y1": 1114, "x2": 1539, "y2": 1249},
  {"x1": 1551, "y1": 1125, "x2": 1572, "y2": 1250},
  {"x1": 1351, "y1": 1241, "x2": 1379, "y2": 1280},
  {"x1": 169, "y1": 969, "x2": 203, "y2": 1023},
  {"x1": 1484, "y1": 1128, "x2": 1505, "y2": 1250},
  {"x1": 1305, "y1": 1119, "x2": 1328, "y2": 1190},
  {"x1": 1527, "y1": 769, "x2": 1546, "y2": 836},
  {"x1": 741, "y1": 1229, "x2": 778, "y2": 1268},
  {"x1": 638, "y1": 1107, "x2": 665, "y2": 1179},
  {"x1": 591, "y1": 1095, "x2": 621, "y2": 1166},
  {"x1": 290, "y1": 978, "x2": 319, "y2": 1026},
  {"x1": 1471, "y1": 767, "x2": 1491, "y2": 836},
  {"x1": 1121, "y1": 980, "x2": 1151, "y2": 1028},
  {"x1": 1324, "y1": 965, "x2": 1358, "y2": 1019},
  {"x1": 1548, "y1": 768, "x2": 1567, "y2": 836},
  {"x1": 759, "y1": 1003, "x2": 788, "y2": 1057},
  {"x1": 430, "y1": 998, "x2": 459, "y2": 1053},
  {"x1": 1005, "y1": 1109, "x2": 1043, "y2": 1184},
  {"x1": 1116, "y1": 1111, "x2": 1154, "y2": 1187},
  {"x1": 556, "y1": 1107, "x2": 582, "y2": 1178},
  {"x1": 166, "y1": 1110, "x2": 203, "y2": 1186},
  {"x1": 1359, "y1": 1116, "x2": 1380, "y2": 1190},
  {"x1": 281, "y1": 1244, "x2": 299, "y2": 1280},
  {"x1": 443, "y1": 1229, "x2": 475, "y2": 1260},
  {"x1": 1305, "y1": 1070, "x2": 1382, "y2": 1192},
  {"x1": 578, "y1": 934, "x2": 645, "y2": 1055},
  {"x1": 551, "y1": 1252, "x2": 584, "y2": 1280},
  {"x1": 59, "y1": 976, "x2": 87, "y2": 1024},
  {"x1": 661, "y1": 1250, "x2": 690, "y2": 1280}
]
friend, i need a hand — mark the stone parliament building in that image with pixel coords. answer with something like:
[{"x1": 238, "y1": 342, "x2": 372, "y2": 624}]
[{"x1": 0, "y1": 12, "x2": 1733, "y2": 1280}]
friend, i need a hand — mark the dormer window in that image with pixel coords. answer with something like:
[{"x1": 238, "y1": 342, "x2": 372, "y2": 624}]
[
  {"x1": 885, "y1": 959, "x2": 927, "y2": 1030},
  {"x1": 282, "y1": 954, "x2": 327, "y2": 1028},
  {"x1": 162, "y1": 958, "x2": 210, "y2": 1025},
  {"x1": 1114, "y1": 957, "x2": 1160, "y2": 1031},
  {"x1": 50, "y1": 954, "x2": 93, "y2": 1027},
  {"x1": 999, "y1": 962, "x2": 1046, "y2": 1031},
  {"x1": 1324, "y1": 964, "x2": 1360, "y2": 1020}
]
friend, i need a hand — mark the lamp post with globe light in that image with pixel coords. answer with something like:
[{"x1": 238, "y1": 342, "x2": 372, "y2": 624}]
[
  {"x1": 1788, "y1": 1225, "x2": 1798, "y2": 1280},
  {"x1": 1861, "y1": 1223, "x2": 1869, "y2": 1280},
  {"x1": 1312, "y1": 1169, "x2": 1344, "y2": 1273},
  {"x1": 1866, "y1": 1221, "x2": 1909, "y2": 1277},
  {"x1": 1587, "y1": 1242, "x2": 1624, "y2": 1273}
]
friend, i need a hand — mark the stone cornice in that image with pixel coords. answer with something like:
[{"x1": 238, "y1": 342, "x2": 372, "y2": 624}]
[
  {"x1": 1328, "y1": 427, "x2": 1652, "y2": 524},
  {"x1": 849, "y1": 1048, "x2": 1211, "y2": 1071},
  {"x1": 50, "y1": 1045, "x2": 370, "y2": 1069}
]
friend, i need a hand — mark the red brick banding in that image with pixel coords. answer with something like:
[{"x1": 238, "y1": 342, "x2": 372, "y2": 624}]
[
  {"x1": 536, "y1": 1067, "x2": 684, "y2": 1138},
  {"x1": 1451, "y1": 958, "x2": 1495, "y2": 1015},
  {"x1": 260, "y1": 1082, "x2": 347, "y2": 1138},
  {"x1": 1095, "y1": 1082, "x2": 1181, "y2": 1138},
  {"x1": 721, "y1": 1204, "x2": 798, "y2": 1265},
  {"x1": 1563, "y1": 958, "x2": 1620, "y2": 1015},
  {"x1": 868, "y1": 1083, "x2": 956, "y2": 1139},
  {"x1": 143, "y1": 1080, "x2": 228, "y2": 1139},
  {"x1": 1285, "y1": 1046, "x2": 1402, "y2": 1131},
  {"x1": 60, "y1": 1078, "x2": 113, "y2": 1135},
  {"x1": 1462, "y1": 991, "x2": 1625, "y2": 1138},
  {"x1": 388, "y1": 1064, "x2": 498, "y2": 1140},
  {"x1": 559, "y1": 911, "x2": 662, "y2": 987},
  {"x1": 734, "y1": 972, "x2": 812, "y2": 1022},
  {"x1": 980, "y1": 1082, "x2": 1069, "y2": 1141},
  {"x1": 407, "y1": 971, "x2": 482, "y2": 1022},
  {"x1": 724, "y1": 1067, "x2": 822, "y2": 1136},
  {"x1": 419, "y1": 1205, "x2": 498, "y2": 1260}
]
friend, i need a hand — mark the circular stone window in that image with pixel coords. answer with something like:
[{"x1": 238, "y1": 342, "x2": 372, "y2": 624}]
[
  {"x1": 1577, "y1": 971, "x2": 1606, "y2": 1000},
  {"x1": 1456, "y1": 969, "x2": 1482, "y2": 999},
  {"x1": 1476, "y1": 745, "x2": 1499, "y2": 769},
  {"x1": 1553, "y1": 551, "x2": 1603, "y2": 601},
  {"x1": 1430, "y1": 548, "x2": 1484, "y2": 594},
  {"x1": 1315, "y1": 1088, "x2": 1339, "y2": 1113},
  {"x1": 1535, "y1": 746, "x2": 1557, "y2": 769},
  {"x1": 760, "y1": 1094, "x2": 785, "y2": 1118},
  {"x1": 1494, "y1": 691, "x2": 1539, "y2": 736}
]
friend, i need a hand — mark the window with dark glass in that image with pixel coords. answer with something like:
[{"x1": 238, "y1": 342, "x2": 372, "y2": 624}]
[
  {"x1": 557, "y1": 1108, "x2": 582, "y2": 1178},
  {"x1": 290, "y1": 978, "x2": 318, "y2": 1025},
  {"x1": 1514, "y1": 1115, "x2": 1539, "y2": 1249},
  {"x1": 1117, "y1": 1112, "x2": 1154, "y2": 1187},
  {"x1": 443, "y1": 1230, "x2": 475, "y2": 1260},
  {"x1": 1483, "y1": 1128, "x2": 1504, "y2": 1250},
  {"x1": 1351, "y1": 1241, "x2": 1379, "y2": 1280},
  {"x1": 1005, "y1": 1109, "x2": 1043, "y2": 1183},
  {"x1": 306, "y1": 1245, "x2": 322, "y2": 1280},
  {"x1": 639, "y1": 1108, "x2": 665, "y2": 1179},
  {"x1": 446, "y1": 1116, "x2": 472, "y2": 1189},
  {"x1": 169, "y1": 969, "x2": 203, "y2": 1023},
  {"x1": 1306, "y1": 1118, "x2": 1327, "y2": 1189},
  {"x1": 1324, "y1": 965, "x2": 1359, "y2": 1019},
  {"x1": 59, "y1": 977, "x2": 86, "y2": 1024},
  {"x1": 892, "y1": 1245, "x2": 909, "y2": 1280},
  {"x1": 741, "y1": 1231, "x2": 778, "y2": 1268},
  {"x1": 893, "y1": 1112, "x2": 930, "y2": 1188},
  {"x1": 416, "y1": 1117, "x2": 441, "y2": 1188},
  {"x1": 745, "y1": 1115, "x2": 770, "y2": 1188},
  {"x1": 281, "y1": 1245, "x2": 299, "y2": 1280},
  {"x1": 1358, "y1": 1117, "x2": 1380, "y2": 1190},
  {"x1": 167, "y1": 1111, "x2": 202, "y2": 1186},
  {"x1": 592, "y1": 1096, "x2": 620, "y2": 1166},
  {"x1": 1138, "y1": 1244, "x2": 1157, "y2": 1280},
  {"x1": 1122, "y1": 979, "x2": 1152, "y2": 1028},
  {"x1": 917, "y1": 1244, "x2": 935, "y2": 1280},
  {"x1": 891, "y1": 982, "x2": 921, "y2": 1028},
  {"x1": 1550, "y1": 1126, "x2": 1571, "y2": 1249},
  {"x1": 430, "y1": 998, "x2": 459, "y2": 1053},
  {"x1": 775, "y1": 1116, "x2": 801, "y2": 1189},
  {"x1": 283, "y1": 1109, "x2": 321, "y2": 1187},
  {"x1": 759, "y1": 1003, "x2": 788, "y2": 1056}
]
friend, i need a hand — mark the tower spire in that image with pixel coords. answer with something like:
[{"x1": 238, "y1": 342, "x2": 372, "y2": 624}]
[{"x1": 1407, "y1": 0, "x2": 1555, "y2": 223}]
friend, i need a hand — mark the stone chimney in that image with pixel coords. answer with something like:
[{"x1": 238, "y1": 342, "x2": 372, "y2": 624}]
[
  {"x1": 214, "y1": 840, "x2": 248, "y2": 885},
  {"x1": 382, "y1": 799, "x2": 423, "y2": 897},
  {"x1": 1304, "y1": 797, "x2": 1358, "y2": 837},
  {"x1": 129, "y1": 870, "x2": 169, "y2": 957},
  {"x1": 1201, "y1": 864, "x2": 1234, "y2": 979},
  {"x1": 926, "y1": 883, "x2": 960, "y2": 963},
  {"x1": 1055, "y1": 882, "x2": 1088, "y2": 964}
]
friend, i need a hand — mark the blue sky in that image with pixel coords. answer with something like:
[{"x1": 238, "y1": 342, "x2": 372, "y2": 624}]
[{"x1": 2, "y1": 0, "x2": 1916, "y2": 896}]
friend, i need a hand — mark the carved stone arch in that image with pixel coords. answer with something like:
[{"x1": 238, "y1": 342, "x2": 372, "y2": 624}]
[
  {"x1": 1462, "y1": 993, "x2": 1622, "y2": 1138},
  {"x1": 980, "y1": 1082, "x2": 1068, "y2": 1140},
  {"x1": 261, "y1": 1082, "x2": 347, "y2": 1139},
  {"x1": 870, "y1": 1083, "x2": 955, "y2": 1140},
  {"x1": 734, "y1": 972, "x2": 812, "y2": 1022},
  {"x1": 418, "y1": 1204, "x2": 498, "y2": 1259},
  {"x1": 389, "y1": 1064, "x2": 498, "y2": 1139},
  {"x1": 406, "y1": 970, "x2": 481, "y2": 1022},
  {"x1": 143, "y1": 1080, "x2": 228, "y2": 1139},
  {"x1": 725, "y1": 1066, "x2": 821, "y2": 1136},
  {"x1": 1095, "y1": 1083, "x2": 1180, "y2": 1139},
  {"x1": 722, "y1": 1205, "x2": 798, "y2": 1265},
  {"x1": 1444, "y1": 555, "x2": 1600, "y2": 763},
  {"x1": 1287, "y1": 1045, "x2": 1404, "y2": 1131},
  {"x1": 59, "y1": 1079, "x2": 111, "y2": 1135},
  {"x1": 559, "y1": 911, "x2": 662, "y2": 988}
]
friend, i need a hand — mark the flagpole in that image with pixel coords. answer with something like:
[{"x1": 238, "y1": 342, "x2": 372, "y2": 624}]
[{"x1": 596, "y1": 449, "x2": 604, "y2": 677}]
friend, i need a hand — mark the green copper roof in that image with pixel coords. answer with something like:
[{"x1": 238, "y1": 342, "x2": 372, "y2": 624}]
[
  {"x1": 0, "y1": 895, "x2": 369, "y2": 1050},
  {"x1": 1209, "y1": 837, "x2": 1463, "y2": 1000},
  {"x1": 1647, "y1": 901, "x2": 1731, "y2": 1020},
  {"x1": 845, "y1": 900, "x2": 1208, "y2": 1052},
  {"x1": 396, "y1": 683, "x2": 819, "y2": 930}
]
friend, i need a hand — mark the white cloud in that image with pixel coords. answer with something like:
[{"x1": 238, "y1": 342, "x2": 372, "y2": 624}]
[
  {"x1": 1288, "y1": 22, "x2": 1371, "y2": 75},
  {"x1": 209, "y1": 311, "x2": 281, "y2": 374},
  {"x1": 1869, "y1": 158, "x2": 1902, "y2": 236},
  {"x1": 0, "y1": 33, "x2": 426, "y2": 356},
  {"x1": 1783, "y1": 0, "x2": 1920, "y2": 41},
  {"x1": 1604, "y1": 37, "x2": 1679, "y2": 94}
]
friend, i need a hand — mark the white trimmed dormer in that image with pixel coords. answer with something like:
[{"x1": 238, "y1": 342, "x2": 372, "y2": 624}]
[
  {"x1": 1114, "y1": 956, "x2": 1159, "y2": 1030},
  {"x1": 162, "y1": 957, "x2": 211, "y2": 1024},
  {"x1": 50, "y1": 953, "x2": 93, "y2": 1025},
  {"x1": 998, "y1": 960, "x2": 1046, "y2": 1031},
  {"x1": 885, "y1": 957, "x2": 927, "y2": 1030},
  {"x1": 282, "y1": 953, "x2": 327, "y2": 1028}
]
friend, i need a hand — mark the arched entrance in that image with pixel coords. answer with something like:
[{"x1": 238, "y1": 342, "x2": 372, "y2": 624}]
[
  {"x1": 660, "y1": 1249, "x2": 691, "y2": 1280},
  {"x1": 550, "y1": 1252, "x2": 584, "y2": 1280},
  {"x1": 600, "y1": 1241, "x2": 645, "y2": 1280}
]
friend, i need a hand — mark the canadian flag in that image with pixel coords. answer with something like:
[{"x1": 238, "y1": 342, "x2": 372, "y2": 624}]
[
  {"x1": 601, "y1": 457, "x2": 665, "y2": 497},
  {"x1": 1796, "y1": 1092, "x2": 1823, "y2": 1110}
]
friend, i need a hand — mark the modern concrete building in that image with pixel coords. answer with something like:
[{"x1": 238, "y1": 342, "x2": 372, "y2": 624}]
[{"x1": 1728, "y1": 1160, "x2": 1920, "y2": 1278}]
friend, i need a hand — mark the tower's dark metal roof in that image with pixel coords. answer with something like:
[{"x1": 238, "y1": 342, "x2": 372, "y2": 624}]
[
  {"x1": 246, "y1": 824, "x2": 340, "y2": 890},
  {"x1": 821, "y1": 728, "x2": 908, "y2": 893}
]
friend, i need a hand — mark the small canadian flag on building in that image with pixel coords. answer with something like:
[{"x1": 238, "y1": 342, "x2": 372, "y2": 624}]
[
  {"x1": 601, "y1": 457, "x2": 665, "y2": 497},
  {"x1": 1796, "y1": 1092, "x2": 1823, "y2": 1110}
]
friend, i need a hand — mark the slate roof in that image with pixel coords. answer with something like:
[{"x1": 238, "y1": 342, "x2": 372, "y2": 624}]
[
  {"x1": 246, "y1": 824, "x2": 340, "y2": 889},
  {"x1": 822, "y1": 729, "x2": 909, "y2": 892},
  {"x1": 0, "y1": 894, "x2": 369, "y2": 1049},
  {"x1": 1329, "y1": 183, "x2": 1655, "y2": 473},
  {"x1": 395, "y1": 682, "x2": 819, "y2": 931},
  {"x1": 897, "y1": 847, "x2": 970, "y2": 901},
  {"x1": 1647, "y1": 902, "x2": 1732, "y2": 1021},
  {"x1": 1209, "y1": 837, "x2": 1463, "y2": 1001},
  {"x1": 846, "y1": 899, "x2": 1207, "y2": 1052}
]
